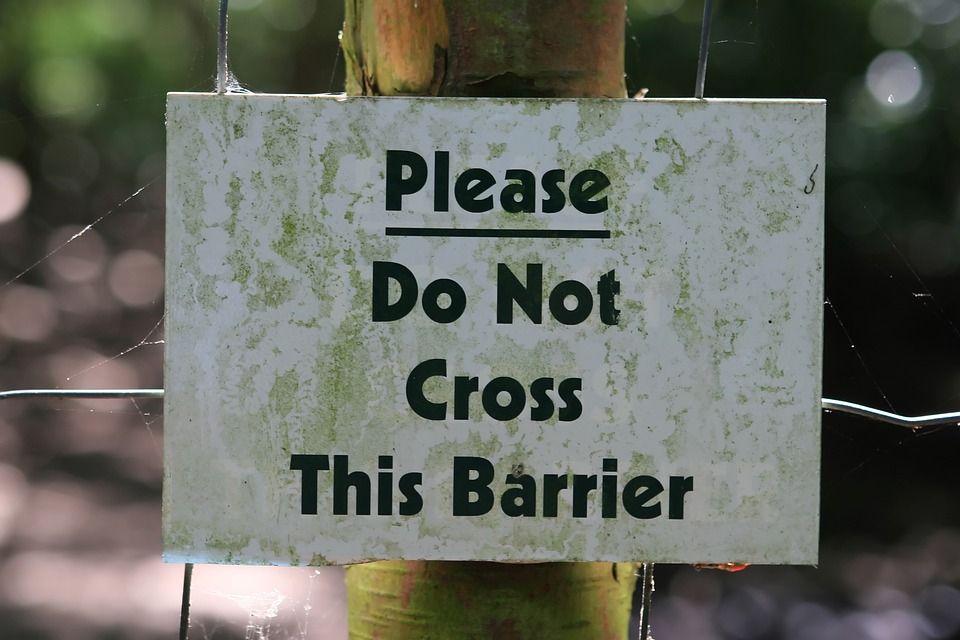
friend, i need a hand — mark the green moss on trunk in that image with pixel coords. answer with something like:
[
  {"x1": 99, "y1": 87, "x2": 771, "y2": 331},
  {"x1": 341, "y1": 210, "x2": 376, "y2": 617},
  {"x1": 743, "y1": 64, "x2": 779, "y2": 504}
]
[
  {"x1": 343, "y1": 0, "x2": 625, "y2": 98},
  {"x1": 347, "y1": 561, "x2": 637, "y2": 639}
]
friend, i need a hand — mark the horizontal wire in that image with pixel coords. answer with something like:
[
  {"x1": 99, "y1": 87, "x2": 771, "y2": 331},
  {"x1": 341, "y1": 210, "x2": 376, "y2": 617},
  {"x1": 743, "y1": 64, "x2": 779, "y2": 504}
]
[
  {"x1": 0, "y1": 389, "x2": 957, "y2": 429},
  {"x1": 0, "y1": 389, "x2": 164, "y2": 401},
  {"x1": 820, "y1": 398, "x2": 960, "y2": 429}
]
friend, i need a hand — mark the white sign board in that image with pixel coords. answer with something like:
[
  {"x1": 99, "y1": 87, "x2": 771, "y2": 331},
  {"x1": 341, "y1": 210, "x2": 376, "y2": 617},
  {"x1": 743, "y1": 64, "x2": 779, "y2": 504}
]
[{"x1": 164, "y1": 94, "x2": 824, "y2": 565}]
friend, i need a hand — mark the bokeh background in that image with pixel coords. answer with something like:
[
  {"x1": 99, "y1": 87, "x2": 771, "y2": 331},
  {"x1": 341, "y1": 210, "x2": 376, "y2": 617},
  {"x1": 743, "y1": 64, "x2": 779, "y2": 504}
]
[{"x1": 1, "y1": 0, "x2": 959, "y2": 638}]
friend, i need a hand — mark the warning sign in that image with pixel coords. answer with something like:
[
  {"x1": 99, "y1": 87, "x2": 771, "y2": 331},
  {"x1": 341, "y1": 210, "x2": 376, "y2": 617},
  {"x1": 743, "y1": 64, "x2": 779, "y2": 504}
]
[{"x1": 163, "y1": 95, "x2": 824, "y2": 565}]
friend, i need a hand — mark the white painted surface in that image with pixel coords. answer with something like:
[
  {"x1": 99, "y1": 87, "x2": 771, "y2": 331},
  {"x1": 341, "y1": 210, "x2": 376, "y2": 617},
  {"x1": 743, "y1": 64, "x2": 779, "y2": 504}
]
[{"x1": 164, "y1": 95, "x2": 824, "y2": 565}]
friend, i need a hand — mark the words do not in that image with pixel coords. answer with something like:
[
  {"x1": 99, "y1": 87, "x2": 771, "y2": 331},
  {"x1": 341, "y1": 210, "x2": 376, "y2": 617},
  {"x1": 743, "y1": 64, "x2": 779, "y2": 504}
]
[{"x1": 372, "y1": 261, "x2": 620, "y2": 326}]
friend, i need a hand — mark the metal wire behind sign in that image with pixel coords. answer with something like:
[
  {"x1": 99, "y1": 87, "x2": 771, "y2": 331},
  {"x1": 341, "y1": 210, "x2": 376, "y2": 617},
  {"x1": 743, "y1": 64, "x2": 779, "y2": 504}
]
[
  {"x1": 639, "y1": 562, "x2": 655, "y2": 640},
  {"x1": 217, "y1": 0, "x2": 229, "y2": 94},
  {"x1": 3, "y1": 388, "x2": 956, "y2": 428},
  {"x1": 179, "y1": 563, "x2": 194, "y2": 640},
  {"x1": 695, "y1": 0, "x2": 715, "y2": 99},
  {"x1": 0, "y1": 389, "x2": 164, "y2": 401}
]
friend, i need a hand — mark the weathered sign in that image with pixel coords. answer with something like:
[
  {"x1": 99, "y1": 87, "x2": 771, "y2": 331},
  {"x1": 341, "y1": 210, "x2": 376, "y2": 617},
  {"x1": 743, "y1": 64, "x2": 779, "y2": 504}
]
[{"x1": 164, "y1": 95, "x2": 824, "y2": 565}]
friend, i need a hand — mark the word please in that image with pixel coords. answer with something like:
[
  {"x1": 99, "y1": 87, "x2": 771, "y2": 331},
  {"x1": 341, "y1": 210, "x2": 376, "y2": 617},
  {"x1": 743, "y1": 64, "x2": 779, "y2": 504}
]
[{"x1": 385, "y1": 150, "x2": 611, "y2": 213}]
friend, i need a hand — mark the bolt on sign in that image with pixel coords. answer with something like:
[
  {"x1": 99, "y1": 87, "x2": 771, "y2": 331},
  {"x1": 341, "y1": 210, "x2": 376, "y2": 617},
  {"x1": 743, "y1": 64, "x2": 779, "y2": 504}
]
[{"x1": 164, "y1": 95, "x2": 824, "y2": 565}]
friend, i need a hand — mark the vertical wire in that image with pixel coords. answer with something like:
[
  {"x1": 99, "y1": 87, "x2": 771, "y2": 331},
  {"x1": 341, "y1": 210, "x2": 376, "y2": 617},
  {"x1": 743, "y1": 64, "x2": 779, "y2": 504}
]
[
  {"x1": 639, "y1": 562, "x2": 655, "y2": 640},
  {"x1": 694, "y1": 0, "x2": 714, "y2": 99},
  {"x1": 179, "y1": 563, "x2": 194, "y2": 640},
  {"x1": 217, "y1": 0, "x2": 229, "y2": 93}
]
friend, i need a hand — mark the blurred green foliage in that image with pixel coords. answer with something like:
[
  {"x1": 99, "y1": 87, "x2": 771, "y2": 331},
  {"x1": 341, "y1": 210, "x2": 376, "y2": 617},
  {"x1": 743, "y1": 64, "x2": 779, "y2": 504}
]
[{"x1": 0, "y1": 0, "x2": 344, "y2": 202}]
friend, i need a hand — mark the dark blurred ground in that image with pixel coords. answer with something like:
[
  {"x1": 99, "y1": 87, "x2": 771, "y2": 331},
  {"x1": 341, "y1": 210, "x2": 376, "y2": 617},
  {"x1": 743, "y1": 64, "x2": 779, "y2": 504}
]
[{"x1": 1, "y1": 0, "x2": 960, "y2": 638}]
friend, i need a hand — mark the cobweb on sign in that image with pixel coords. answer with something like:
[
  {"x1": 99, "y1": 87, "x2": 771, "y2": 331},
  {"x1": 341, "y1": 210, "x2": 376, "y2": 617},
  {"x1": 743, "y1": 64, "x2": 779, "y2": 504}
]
[{"x1": 187, "y1": 567, "x2": 346, "y2": 640}]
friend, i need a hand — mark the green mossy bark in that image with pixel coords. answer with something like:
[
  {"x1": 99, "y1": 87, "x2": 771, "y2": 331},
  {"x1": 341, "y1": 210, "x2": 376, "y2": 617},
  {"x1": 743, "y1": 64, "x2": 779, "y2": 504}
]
[
  {"x1": 343, "y1": 0, "x2": 449, "y2": 96},
  {"x1": 347, "y1": 561, "x2": 638, "y2": 639},
  {"x1": 344, "y1": 0, "x2": 625, "y2": 98},
  {"x1": 342, "y1": 2, "x2": 634, "y2": 638}
]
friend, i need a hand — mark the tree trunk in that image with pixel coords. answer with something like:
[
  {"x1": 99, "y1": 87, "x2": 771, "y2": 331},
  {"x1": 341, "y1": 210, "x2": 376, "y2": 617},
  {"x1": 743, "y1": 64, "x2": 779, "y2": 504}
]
[
  {"x1": 347, "y1": 561, "x2": 637, "y2": 639},
  {"x1": 343, "y1": 0, "x2": 625, "y2": 98},
  {"x1": 342, "y1": 2, "x2": 632, "y2": 638}
]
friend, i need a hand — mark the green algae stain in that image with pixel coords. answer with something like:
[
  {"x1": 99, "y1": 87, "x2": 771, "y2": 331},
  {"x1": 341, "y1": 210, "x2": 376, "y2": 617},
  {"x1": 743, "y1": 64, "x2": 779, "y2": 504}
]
[
  {"x1": 654, "y1": 173, "x2": 672, "y2": 193},
  {"x1": 592, "y1": 145, "x2": 628, "y2": 172},
  {"x1": 245, "y1": 327, "x2": 266, "y2": 350},
  {"x1": 763, "y1": 209, "x2": 791, "y2": 234},
  {"x1": 262, "y1": 108, "x2": 300, "y2": 166},
  {"x1": 248, "y1": 262, "x2": 293, "y2": 309},
  {"x1": 589, "y1": 145, "x2": 635, "y2": 209},
  {"x1": 275, "y1": 213, "x2": 300, "y2": 258},
  {"x1": 269, "y1": 207, "x2": 345, "y2": 315},
  {"x1": 719, "y1": 129, "x2": 738, "y2": 166},
  {"x1": 670, "y1": 252, "x2": 703, "y2": 352},
  {"x1": 661, "y1": 409, "x2": 689, "y2": 462},
  {"x1": 630, "y1": 451, "x2": 657, "y2": 474},
  {"x1": 346, "y1": 119, "x2": 373, "y2": 161},
  {"x1": 307, "y1": 312, "x2": 375, "y2": 448},
  {"x1": 163, "y1": 522, "x2": 194, "y2": 552},
  {"x1": 711, "y1": 481, "x2": 732, "y2": 512},
  {"x1": 227, "y1": 250, "x2": 252, "y2": 287},
  {"x1": 226, "y1": 174, "x2": 244, "y2": 215},
  {"x1": 487, "y1": 142, "x2": 507, "y2": 159},
  {"x1": 197, "y1": 275, "x2": 223, "y2": 311},
  {"x1": 762, "y1": 355, "x2": 785, "y2": 379},
  {"x1": 520, "y1": 100, "x2": 549, "y2": 117},
  {"x1": 234, "y1": 362, "x2": 263, "y2": 411},
  {"x1": 653, "y1": 136, "x2": 689, "y2": 193},
  {"x1": 319, "y1": 141, "x2": 352, "y2": 196},
  {"x1": 655, "y1": 136, "x2": 688, "y2": 166},
  {"x1": 576, "y1": 101, "x2": 616, "y2": 143},
  {"x1": 715, "y1": 448, "x2": 735, "y2": 463},
  {"x1": 621, "y1": 352, "x2": 640, "y2": 390},
  {"x1": 725, "y1": 227, "x2": 750, "y2": 253},
  {"x1": 711, "y1": 314, "x2": 743, "y2": 367},
  {"x1": 269, "y1": 369, "x2": 300, "y2": 418},
  {"x1": 205, "y1": 533, "x2": 252, "y2": 563}
]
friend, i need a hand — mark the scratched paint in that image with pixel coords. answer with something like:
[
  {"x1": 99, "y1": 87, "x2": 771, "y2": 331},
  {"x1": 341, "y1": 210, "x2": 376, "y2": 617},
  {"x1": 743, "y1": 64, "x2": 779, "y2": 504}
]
[{"x1": 163, "y1": 95, "x2": 825, "y2": 566}]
